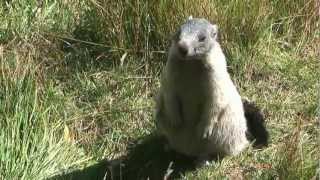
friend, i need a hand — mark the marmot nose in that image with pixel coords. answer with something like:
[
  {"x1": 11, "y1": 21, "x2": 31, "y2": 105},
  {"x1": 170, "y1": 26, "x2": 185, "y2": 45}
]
[{"x1": 177, "y1": 42, "x2": 188, "y2": 56}]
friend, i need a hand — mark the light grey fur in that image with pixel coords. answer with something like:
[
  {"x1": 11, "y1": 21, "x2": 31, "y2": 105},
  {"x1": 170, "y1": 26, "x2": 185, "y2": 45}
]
[{"x1": 155, "y1": 18, "x2": 248, "y2": 157}]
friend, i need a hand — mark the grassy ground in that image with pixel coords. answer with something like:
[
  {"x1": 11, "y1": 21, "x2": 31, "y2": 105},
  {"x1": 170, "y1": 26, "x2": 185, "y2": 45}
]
[{"x1": 0, "y1": 0, "x2": 319, "y2": 179}]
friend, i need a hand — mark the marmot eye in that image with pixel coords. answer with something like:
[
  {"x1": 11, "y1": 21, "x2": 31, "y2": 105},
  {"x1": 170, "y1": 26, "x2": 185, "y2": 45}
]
[{"x1": 198, "y1": 35, "x2": 206, "y2": 42}]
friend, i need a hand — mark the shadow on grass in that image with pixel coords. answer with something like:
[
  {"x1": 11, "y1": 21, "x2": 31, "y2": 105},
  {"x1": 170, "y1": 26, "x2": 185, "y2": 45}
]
[
  {"x1": 50, "y1": 134, "x2": 200, "y2": 180},
  {"x1": 49, "y1": 99, "x2": 268, "y2": 180}
]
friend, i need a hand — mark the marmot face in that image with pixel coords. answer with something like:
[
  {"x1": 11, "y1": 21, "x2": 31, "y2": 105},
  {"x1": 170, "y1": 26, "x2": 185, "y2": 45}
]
[{"x1": 172, "y1": 18, "x2": 218, "y2": 60}]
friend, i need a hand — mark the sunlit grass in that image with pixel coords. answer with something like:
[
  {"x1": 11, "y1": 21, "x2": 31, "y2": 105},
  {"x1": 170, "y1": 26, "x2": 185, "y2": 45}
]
[{"x1": 0, "y1": 0, "x2": 318, "y2": 179}]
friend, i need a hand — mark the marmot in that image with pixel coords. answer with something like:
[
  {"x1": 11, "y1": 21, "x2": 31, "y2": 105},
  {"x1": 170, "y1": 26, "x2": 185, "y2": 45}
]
[{"x1": 155, "y1": 17, "x2": 268, "y2": 160}]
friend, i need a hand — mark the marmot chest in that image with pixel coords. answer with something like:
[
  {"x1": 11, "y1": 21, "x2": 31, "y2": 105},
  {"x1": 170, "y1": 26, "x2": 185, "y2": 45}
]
[{"x1": 171, "y1": 62, "x2": 213, "y2": 101}]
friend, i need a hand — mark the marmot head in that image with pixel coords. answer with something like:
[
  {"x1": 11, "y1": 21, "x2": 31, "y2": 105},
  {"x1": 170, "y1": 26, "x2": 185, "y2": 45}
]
[{"x1": 172, "y1": 17, "x2": 218, "y2": 60}]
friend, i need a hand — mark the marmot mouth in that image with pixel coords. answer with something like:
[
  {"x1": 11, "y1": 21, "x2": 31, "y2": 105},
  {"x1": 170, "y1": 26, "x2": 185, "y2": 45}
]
[{"x1": 181, "y1": 54, "x2": 206, "y2": 60}]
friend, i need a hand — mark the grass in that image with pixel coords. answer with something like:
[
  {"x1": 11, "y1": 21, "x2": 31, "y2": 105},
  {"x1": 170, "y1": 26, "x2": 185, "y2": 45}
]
[{"x1": 0, "y1": 0, "x2": 319, "y2": 179}]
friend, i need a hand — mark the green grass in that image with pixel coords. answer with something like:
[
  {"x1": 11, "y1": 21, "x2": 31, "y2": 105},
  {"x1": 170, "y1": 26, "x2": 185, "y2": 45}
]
[{"x1": 0, "y1": 0, "x2": 319, "y2": 179}]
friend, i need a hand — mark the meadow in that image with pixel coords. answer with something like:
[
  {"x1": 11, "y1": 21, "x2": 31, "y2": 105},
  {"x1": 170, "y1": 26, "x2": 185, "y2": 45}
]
[{"x1": 0, "y1": 0, "x2": 319, "y2": 179}]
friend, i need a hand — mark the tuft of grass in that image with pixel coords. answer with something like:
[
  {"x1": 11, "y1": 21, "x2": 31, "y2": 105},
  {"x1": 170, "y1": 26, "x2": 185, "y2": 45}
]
[
  {"x1": 0, "y1": 51, "x2": 89, "y2": 179},
  {"x1": 0, "y1": 0, "x2": 319, "y2": 179}
]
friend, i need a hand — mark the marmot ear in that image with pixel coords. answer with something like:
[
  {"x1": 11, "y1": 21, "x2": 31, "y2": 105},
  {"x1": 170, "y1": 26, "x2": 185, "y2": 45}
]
[
  {"x1": 211, "y1": 24, "x2": 218, "y2": 39},
  {"x1": 172, "y1": 28, "x2": 181, "y2": 42}
]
